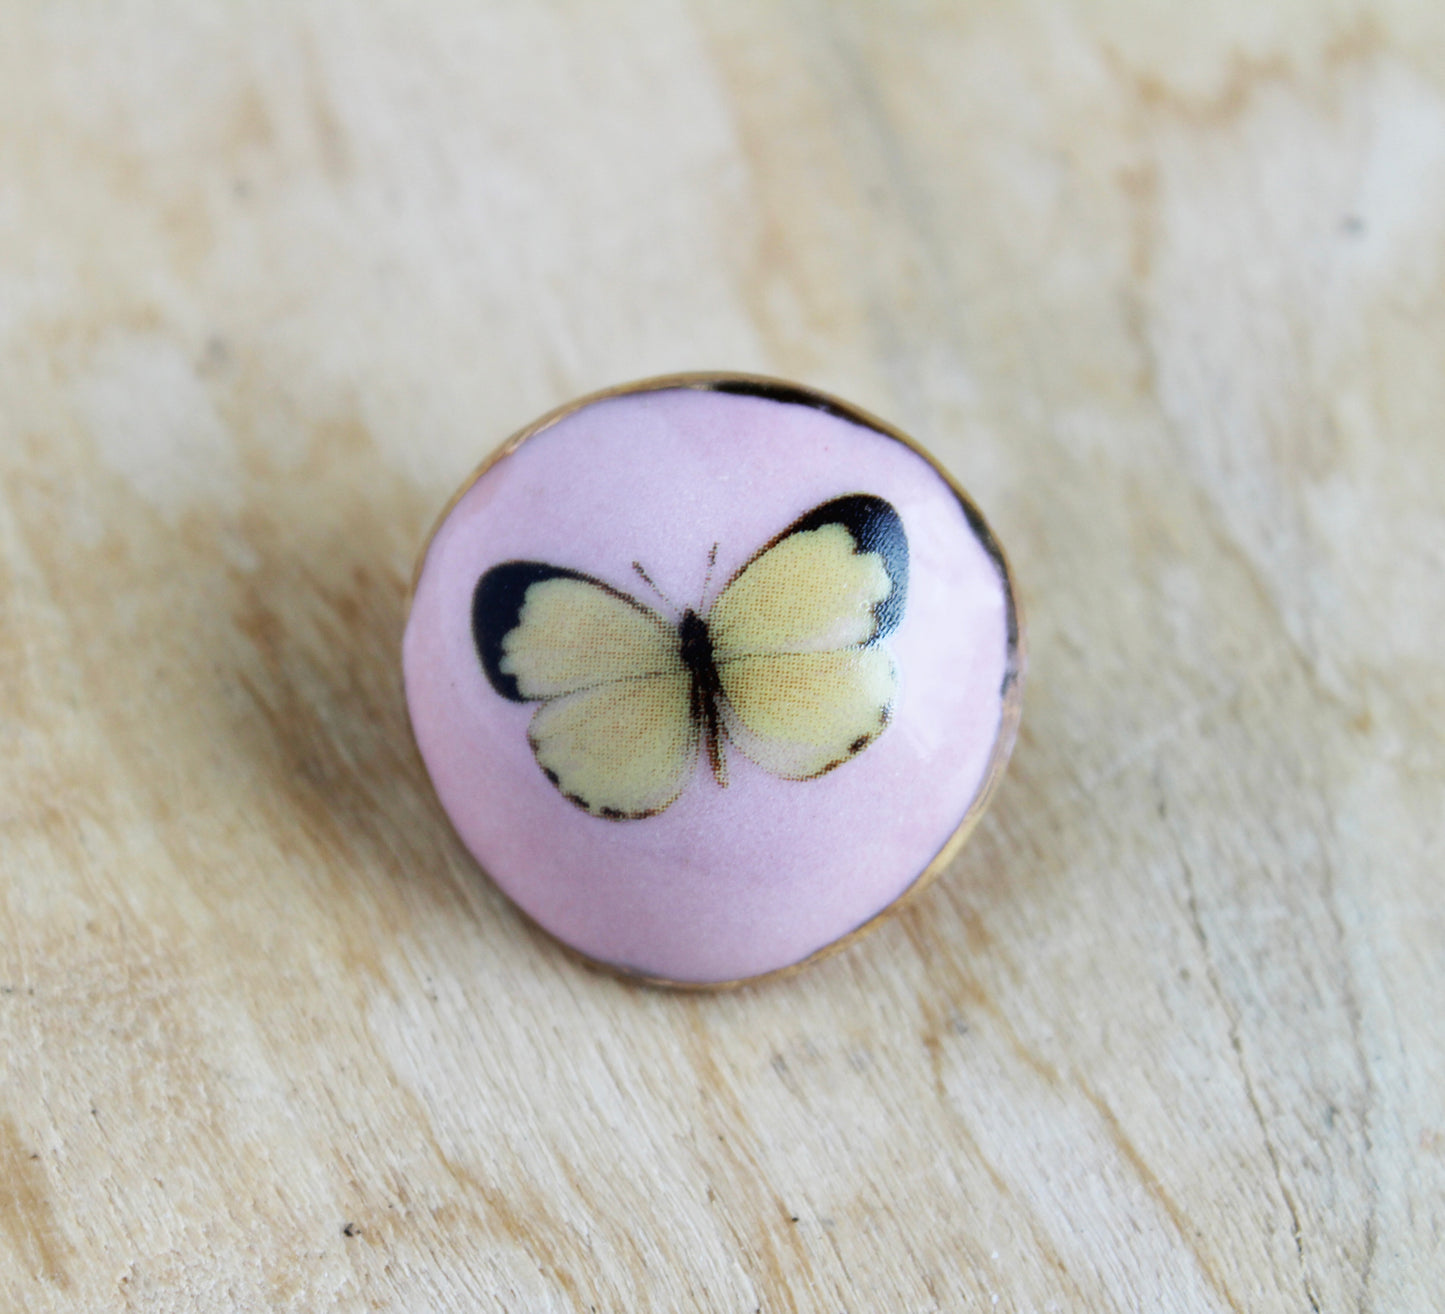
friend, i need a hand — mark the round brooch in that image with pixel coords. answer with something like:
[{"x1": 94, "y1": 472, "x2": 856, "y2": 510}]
[{"x1": 404, "y1": 374, "x2": 1023, "y2": 987}]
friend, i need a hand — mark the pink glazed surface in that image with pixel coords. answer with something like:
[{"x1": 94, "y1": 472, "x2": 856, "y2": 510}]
[{"x1": 403, "y1": 387, "x2": 1010, "y2": 983}]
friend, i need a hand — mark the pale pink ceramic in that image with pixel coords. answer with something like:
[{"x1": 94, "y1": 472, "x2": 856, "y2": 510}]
[{"x1": 403, "y1": 378, "x2": 1021, "y2": 985}]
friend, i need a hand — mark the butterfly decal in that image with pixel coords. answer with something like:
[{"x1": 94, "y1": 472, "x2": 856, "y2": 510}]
[{"x1": 471, "y1": 494, "x2": 908, "y2": 820}]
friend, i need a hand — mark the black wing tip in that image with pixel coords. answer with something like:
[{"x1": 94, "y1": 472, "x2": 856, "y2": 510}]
[
  {"x1": 790, "y1": 494, "x2": 909, "y2": 640},
  {"x1": 472, "y1": 561, "x2": 587, "y2": 701}
]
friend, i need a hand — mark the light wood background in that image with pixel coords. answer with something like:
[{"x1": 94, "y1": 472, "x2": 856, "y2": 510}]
[{"x1": 2, "y1": 3, "x2": 1441, "y2": 1310}]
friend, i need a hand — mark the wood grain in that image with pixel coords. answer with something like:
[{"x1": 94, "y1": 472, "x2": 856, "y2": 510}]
[{"x1": 2, "y1": 3, "x2": 1441, "y2": 1310}]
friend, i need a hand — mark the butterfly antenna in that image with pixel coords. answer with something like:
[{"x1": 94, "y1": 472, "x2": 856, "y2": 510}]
[
  {"x1": 699, "y1": 543, "x2": 719, "y2": 610},
  {"x1": 631, "y1": 561, "x2": 678, "y2": 611}
]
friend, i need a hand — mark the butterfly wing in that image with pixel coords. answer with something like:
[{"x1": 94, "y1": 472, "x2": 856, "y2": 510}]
[
  {"x1": 525, "y1": 675, "x2": 697, "y2": 819},
  {"x1": 707, "y1": 495, "x2": 908, "y2": 780},
  {"x1": 472, "y1": 563, "x2": 697, "y2": 818}
]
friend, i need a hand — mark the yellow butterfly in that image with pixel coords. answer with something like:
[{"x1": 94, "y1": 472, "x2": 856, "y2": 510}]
[{"x1": 472, "y1": 494, "x2": 908, "y2": 820}]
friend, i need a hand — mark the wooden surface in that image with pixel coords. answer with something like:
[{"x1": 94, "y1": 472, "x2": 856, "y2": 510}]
[{"x1": 2, "y1": 4, "x2": 1442, "y2": 1310}]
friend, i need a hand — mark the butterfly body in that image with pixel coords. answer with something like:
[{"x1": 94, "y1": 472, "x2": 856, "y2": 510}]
[
  {"x1": 473, "y1": 494, "x2": 908, "y2": 820},
  {"x1": 676, "y1": 607, "x2": 730, "y2": 787}
]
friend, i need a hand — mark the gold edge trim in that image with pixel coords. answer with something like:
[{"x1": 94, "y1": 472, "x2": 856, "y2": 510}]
[{"x1": 402, "y1": 371, "x2": 1027, "y2": 993}]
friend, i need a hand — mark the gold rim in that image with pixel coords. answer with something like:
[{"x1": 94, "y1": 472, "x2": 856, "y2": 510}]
[{"x1": 405, "y1": 371, "x2": 1026, "y2": 992}]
